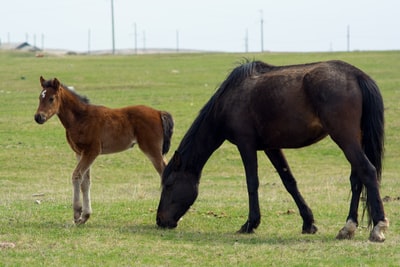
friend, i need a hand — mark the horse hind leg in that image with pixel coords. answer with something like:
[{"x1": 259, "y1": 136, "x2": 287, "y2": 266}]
[
  {"x1": 265, "y1": 149, "x2": 317, "y2": 234},
  {"x1": 336, "y1": 170, "x2": 361, "y2": 240},
  {"x1": 333, "y1": 139, "x2": 387, "y2": 241}
]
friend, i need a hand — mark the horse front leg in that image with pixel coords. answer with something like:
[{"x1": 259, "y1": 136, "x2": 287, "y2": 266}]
[
  {"x1": 237, "y1": 145, "x2": 260, "y2": 233},
  {"x1": 265, "y1": 149, "x2": 317, "y2": 234}
]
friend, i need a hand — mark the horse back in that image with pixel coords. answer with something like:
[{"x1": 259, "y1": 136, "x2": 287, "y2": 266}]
[{"x1": 218, "y1": 60, "x2": 365, "y2": 149}]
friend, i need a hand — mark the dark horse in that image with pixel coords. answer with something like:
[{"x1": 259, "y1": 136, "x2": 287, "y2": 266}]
[
  {"x1": 35, "y1": 77, "x2": 174, "y2": 224},
  {"x1": 157, "y1": 60, "x2": 388, "y2": 242}
]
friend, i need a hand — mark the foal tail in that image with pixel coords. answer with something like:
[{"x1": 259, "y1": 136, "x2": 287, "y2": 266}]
[
  {"x1": 357, "y1": 74, "x2": 385, "y2": 225},
  {"x1": 160, "y1": 111, "x2": 174, "y2": 155}
]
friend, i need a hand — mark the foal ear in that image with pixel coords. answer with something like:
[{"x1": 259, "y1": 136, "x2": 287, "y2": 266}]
[
  {"x1": 40, "y1": 76, "x2": 46, "y2": 86},
  {"x1": 52, "y1": 78, "x2": 61, "y2": 90}
]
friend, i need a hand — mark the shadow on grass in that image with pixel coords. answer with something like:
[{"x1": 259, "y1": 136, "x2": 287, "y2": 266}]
[{"x1": 116, "y1": 222, "x2": 342, "y2": 246}]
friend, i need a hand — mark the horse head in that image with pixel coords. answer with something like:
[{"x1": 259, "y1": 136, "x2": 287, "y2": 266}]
[
  {"x1": 34, "y1": 76, "x2": 62, "y2": 124},
  {"x1": 156, "y1": 151, "x2": 199, "y2": 228}
]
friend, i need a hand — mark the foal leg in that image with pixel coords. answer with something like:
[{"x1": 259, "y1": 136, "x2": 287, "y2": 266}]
[
  {"x1": 79, "y1": 168, "x2": 92, "y2": 224},
  {"x1": 72, "y1": 152, "x2": 97, "y2": 225},
  {"x1": 146, "y1": 152, "x2": 166, "y2": 177},
  {"x1": 237, "y1": 145, "x2": 261, "y2": 233},
  {"x1": 265, "y1": 149, "x2": 317, "y2": 234},
  {"x1": 138, "y1": 139, "x2": 166, "y2": 176}
]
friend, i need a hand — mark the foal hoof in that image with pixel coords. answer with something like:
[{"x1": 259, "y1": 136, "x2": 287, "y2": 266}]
[
  {"x1": 336, "y1": 219, "x2": 357, "y2": 240},
  {"x1": 369, "y1": 218, "x2": 389, "y2": 243},
  {"x1": 74, "y1": 214, "x2": 91, "y2": 225}
]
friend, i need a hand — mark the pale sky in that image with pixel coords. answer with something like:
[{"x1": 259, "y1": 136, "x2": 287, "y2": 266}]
[{"x1": 1, "y1": 0, "x2": 399, "y2": 52}]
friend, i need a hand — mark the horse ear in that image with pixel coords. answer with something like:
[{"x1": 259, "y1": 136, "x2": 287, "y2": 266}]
[
  {"x1": 172, "y1": 151, "x2": 182, "y2": 171},
  {"x1": 40, "y1": 76, "x2": 45, "y2": 86},
  {"x1": 52, "y1": 78, "x2": 61, "y2": 90}
]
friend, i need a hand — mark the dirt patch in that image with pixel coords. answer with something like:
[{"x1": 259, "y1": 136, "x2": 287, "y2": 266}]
[
  {"x1": 382, "y1": 195, "x2": 400, "y2": 202},
  {"x1": 0, "y1": 242, "x2": 15, "y2": 249}
]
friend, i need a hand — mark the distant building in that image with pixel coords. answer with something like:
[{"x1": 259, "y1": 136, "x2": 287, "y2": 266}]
[{"x1": 0, "y1": 42, "x2": 40, "y2": 52}]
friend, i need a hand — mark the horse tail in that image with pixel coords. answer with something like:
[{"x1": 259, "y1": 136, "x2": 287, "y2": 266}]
[
  {"x1": 160, "y1": 111, "x2": 174, "y2": 155},
  {"x1": 358, "y1": 75, "x2": 384, "y2": 181},
  {"x1": 357, "y1": 74, "x2": 385, "y2": 225}
]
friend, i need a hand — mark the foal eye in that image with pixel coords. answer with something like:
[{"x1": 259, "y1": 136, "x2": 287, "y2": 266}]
[{"x1": 49, "y1": 97, "x2": 54, "y2": 103}]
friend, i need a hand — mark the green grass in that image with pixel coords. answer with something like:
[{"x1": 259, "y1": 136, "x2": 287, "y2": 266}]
[{"x1": 1, "y1": 50, "x2": 400, "y2": 266}]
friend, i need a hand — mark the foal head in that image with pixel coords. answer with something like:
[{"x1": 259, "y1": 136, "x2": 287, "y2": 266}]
[
  {"x1": 156, "y1": 152, "x2": 199, "y2": 228},
  {"x1": 34, "y1": 76, "x2": 62, "y2": 124}
]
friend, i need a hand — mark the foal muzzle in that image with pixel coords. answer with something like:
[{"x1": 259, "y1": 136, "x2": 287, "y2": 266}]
[{"x1": 34, "y1": 113, "x2": 46, "y2": 124}]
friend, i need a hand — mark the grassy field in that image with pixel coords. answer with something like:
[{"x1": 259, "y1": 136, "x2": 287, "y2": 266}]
[{"x1": 0, "y1": 50, "x2": 399, "y2": 266}]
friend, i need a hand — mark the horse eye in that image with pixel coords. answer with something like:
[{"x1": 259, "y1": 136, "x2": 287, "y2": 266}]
[
  {"x1": 49, "y1": 97, "x2": 54, "y2": 103},
  {"x1": 164, "y1": 177, "x2": 175, "y2": 190}
]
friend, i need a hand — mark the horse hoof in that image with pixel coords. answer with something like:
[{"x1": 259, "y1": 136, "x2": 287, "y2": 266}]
[
  {"x1": 369, "y1": 218, "x2": 389, "y2": 243},
  {"x1": 336, "y1": 219, "x2": 357, "y2": 240},
  {"x1": 237, "y1": 221, "x2": 256, "y2": 234},
  {"x1": 237, "y1": 228, "x2": 255, "y2": 234},
  {"x1": 302, "y1": 224, "x2": 318, "y2": 234}
]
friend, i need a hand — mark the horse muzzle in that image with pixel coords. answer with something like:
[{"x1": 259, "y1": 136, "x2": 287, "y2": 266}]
[
  {"x1": 34, "y1": 113, "x2": 46, "y2": 124},
  {"x1": 156, "y1": 213, "x2": 178, "y2": 229}
]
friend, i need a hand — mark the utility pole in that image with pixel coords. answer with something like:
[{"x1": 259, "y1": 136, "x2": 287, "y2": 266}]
[
  {"x1": 134, "y1": 23, "x2": 137, "y2": 54},
  {"x1": 142, "y1": 31, "x2": 146, "y2": 52},
  {"x1": 245, "y1": 28, "x2": 249, "y2": 53},
  {"x1": 260, "y1": 10, "x2": 264, "y2": 52},
  {"x1": 88, "y1": 29, "x2": 91, "y2": 54},
  {"x1": 111, "y1": 0, "x2": 115, "y2": 54},
  {"x1": 347, "y1": 25, "x2": 350, "y2": 52},
  {"x1": 176, "y1": 30, "x2": 179, "y2": 53}
]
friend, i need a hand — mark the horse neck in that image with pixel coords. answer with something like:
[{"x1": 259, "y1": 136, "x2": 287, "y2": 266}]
[
  {"x1": 178, "y1": 116, "x2": 224, "y2": 176},
  {"x1": 57, "y1": 88, "x2": 88, "y2": 129}
]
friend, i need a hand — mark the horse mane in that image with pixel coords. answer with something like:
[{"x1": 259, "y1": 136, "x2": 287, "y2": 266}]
[
  {"x1": 178, "y1": 60, "x2": 274, "y2": 153},
  {"x1": 162, "y1": 60, "x2": 275, "y2": 182}
]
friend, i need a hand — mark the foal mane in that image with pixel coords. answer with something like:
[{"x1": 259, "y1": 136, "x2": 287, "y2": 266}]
[
  {"x1": 61, "y1": 84, "x2": 90, "y2": 104},
  {"x1": 42, "y1": 78, "x2": 90, "y2": 104}
]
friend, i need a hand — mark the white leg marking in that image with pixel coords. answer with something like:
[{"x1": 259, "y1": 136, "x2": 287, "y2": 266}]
[
  {"x1": 81, "y1": 170, "x2": 92, "y2": 216},
  {"x1": 336, "y1": 219, "x2": 357, "y2": 240},
  {"x1": 369, "y1": 218, "x2": 389, "y2": 242}
]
